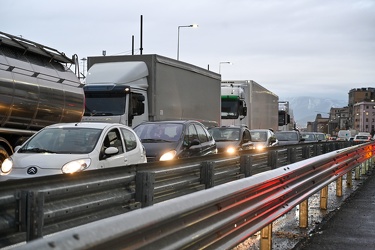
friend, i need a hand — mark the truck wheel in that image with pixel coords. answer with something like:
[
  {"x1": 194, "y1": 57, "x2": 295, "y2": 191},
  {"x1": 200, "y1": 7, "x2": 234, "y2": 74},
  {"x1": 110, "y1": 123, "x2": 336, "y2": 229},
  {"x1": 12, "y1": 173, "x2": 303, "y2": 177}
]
[{"x1": 0, "y1": 145, "x2": 9, "y2": 166}]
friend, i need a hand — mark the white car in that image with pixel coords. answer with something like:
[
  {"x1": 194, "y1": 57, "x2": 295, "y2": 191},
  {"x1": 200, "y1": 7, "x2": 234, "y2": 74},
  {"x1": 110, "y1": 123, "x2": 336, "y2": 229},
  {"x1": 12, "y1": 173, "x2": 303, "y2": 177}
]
[{"x1": 0, "y1": 122, "x2": 147, "y2": 181}]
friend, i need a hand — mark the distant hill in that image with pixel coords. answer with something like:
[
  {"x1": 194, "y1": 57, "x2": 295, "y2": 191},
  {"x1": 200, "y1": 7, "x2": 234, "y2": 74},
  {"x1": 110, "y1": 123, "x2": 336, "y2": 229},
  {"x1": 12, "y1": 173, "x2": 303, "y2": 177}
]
[{"x1": 285, "y1": 96, "x2": 348, "y2": 128}]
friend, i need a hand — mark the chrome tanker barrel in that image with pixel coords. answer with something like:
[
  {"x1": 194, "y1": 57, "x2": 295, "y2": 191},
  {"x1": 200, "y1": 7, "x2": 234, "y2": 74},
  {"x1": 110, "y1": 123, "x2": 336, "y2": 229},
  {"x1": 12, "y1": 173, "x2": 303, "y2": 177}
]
[{"x1": 0, "y1": 31, "x2": 84, "y2": 131}]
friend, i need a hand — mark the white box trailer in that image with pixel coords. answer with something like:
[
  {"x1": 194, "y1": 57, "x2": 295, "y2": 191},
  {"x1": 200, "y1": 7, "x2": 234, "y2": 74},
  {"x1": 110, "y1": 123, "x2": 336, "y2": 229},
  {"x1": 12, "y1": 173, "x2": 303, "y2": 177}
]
[
  {"x1": 82, "y1": 54, "x2": 221, "y2": 128},
  {"x1": 221, "y1": 80, "x2": 279, "y2": 131}
]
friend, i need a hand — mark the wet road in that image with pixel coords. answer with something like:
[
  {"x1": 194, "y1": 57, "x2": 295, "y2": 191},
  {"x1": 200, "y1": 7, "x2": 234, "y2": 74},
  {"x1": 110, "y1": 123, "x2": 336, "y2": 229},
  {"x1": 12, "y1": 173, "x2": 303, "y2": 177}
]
[
  {"x1": 295, "y1": 168, "x2": 375, "y2": 250},
  {"x1": 232, "y1": 167, "x2": 374, "y2": 250}
]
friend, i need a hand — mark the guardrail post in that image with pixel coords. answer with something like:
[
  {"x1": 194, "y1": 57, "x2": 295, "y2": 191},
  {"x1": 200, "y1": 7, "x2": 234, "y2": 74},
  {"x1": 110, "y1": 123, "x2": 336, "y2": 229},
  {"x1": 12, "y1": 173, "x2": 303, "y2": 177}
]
[
  {"x1": 268, "y1": 151, "x2": 278, "y2": 169},
  {"x1": 26, "y1": 191, "x2": 44, "y2": 241},
  {"x1": 260, "y1": 223, "x2": 272, "y2": 250},
  {"x1": 301, "y1": 146, "x2": 309, "y2": 159},
  {"x1": 355, "y1": 165, "x2": 360, "y2": 180},
  {"x1": 287, "y1": 148, "x2": 296, "y2": 164},
  {"x1": 361, "y1": 163, "x2": 366, "y2": 175},
  {"x1": 336, "y1": 176, "x2": 342, "y2": 197},
  {"x1": 201, "y1": 161, "x2": 214, "y2": 188},
  {"x1": 135, "y1": 172, "x2": 155, "y2": 207},
  {"x1": 320, "y1": 186, "x2": 328, "y2": 210},
  {"x1": 315, "y1": 144, "x2": 323, "y2": 156},
  {"x1": 299, "y1": 199, "x2": 308, "y2": 228},
  {"x1": 346, "y1": 171, "x2": 353, "y2": 187},
  {"x1": 240, "y1": 155, "x2": 252, "y2": 177}
]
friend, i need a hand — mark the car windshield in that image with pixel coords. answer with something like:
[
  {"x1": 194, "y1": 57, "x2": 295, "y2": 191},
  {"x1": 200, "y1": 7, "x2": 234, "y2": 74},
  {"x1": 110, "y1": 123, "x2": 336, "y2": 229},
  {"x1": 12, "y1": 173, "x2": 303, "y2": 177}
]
[
  {"x1": 301, "y1": 133, "x2": 316, "y2": 141},
  {"x1": 209, "y1": 127, "x2": 241, "y2": 141},
  {"x1": 19, "y1": 128, "x2": 102, "y2": 154},
  {"x1": 250, "y1": 131, "x2": 267, "y2": 142},
  {"x1": 134, "y1": 123, "x2": 183, "y2": 142},
  {"x1": 275, "y1": 132, "x2": 298, "y2": 141},
  {"x1": 356, "y1": 136, "x2": 368, "y2": 140}
]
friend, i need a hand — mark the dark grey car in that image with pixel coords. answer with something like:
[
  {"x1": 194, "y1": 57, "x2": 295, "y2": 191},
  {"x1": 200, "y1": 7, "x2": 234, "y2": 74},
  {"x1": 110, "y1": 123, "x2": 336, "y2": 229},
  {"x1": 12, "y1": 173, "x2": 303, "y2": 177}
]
[
  {"x1": 134, "y1": 120, "x2": 217, "y2": 162},
  {"x1": 274, "y1": 130, "x2": 305, "y2": 145}
]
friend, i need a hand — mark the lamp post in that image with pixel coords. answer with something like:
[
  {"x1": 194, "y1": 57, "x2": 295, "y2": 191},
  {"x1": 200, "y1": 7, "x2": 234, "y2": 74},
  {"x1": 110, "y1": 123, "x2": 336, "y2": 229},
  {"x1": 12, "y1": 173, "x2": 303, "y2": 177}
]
[
  {"x1": 80, "y1": 57, "x2": 87, "y2": 80},
  {"x1": 219, "y1": 61, "x2": 231, "y2": 74},
  {"x1": 177, "y1": 24, "x2": 198, "y2": 60}
]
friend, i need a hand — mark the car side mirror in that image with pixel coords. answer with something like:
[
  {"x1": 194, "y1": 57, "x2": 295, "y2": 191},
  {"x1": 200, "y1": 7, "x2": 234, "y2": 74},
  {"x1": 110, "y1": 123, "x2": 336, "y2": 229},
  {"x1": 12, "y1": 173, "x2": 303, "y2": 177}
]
[
  {"x1": 104, "y1": 147, "x2": 119, "y2": 155},
  {"x1": 189, "y1": 139, "x2": 200, "y2": 148}
]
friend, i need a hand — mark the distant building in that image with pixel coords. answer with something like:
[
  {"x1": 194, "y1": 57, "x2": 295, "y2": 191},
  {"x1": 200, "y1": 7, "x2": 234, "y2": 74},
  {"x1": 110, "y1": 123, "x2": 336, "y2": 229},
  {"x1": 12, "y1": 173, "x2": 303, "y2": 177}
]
[
  {"x1": 348, "y1": 87, "x2": 375, "y2": 128},
  {"x1": 327, "y1": 107, "x2": 349, "y2": 136},
  {"x1": 353, "y1": 101, "x2": 375, "y2": 133},
  {"x1": 305, "y1": 87, "x2": 374, "y2": 135}
]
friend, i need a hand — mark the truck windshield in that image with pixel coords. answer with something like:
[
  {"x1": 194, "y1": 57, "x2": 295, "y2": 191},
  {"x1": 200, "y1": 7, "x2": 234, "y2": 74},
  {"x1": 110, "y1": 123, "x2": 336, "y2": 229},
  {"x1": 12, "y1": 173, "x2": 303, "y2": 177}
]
[
  {"x1": 84, "y1": 93, "x2": 126, "y2": 116},
  {"x1": 221, "y1": 99, "x2": 239, "y2": 119}
]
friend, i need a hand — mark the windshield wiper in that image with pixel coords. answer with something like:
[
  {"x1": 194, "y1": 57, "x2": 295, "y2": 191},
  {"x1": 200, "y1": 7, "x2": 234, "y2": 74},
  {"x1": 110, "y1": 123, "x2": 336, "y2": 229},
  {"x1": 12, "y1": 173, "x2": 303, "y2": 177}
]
[{"x1": 20, "y1": 148, "x2": 56, "y2": 153}]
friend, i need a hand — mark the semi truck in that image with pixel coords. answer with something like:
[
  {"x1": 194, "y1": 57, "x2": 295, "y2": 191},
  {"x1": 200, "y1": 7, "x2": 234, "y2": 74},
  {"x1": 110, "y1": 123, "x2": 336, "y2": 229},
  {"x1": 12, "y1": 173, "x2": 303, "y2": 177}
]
[
  {"x1": 82, "y1": 54, "x2": 221, "y2": 128},
  {"x1": 0, "y1": 31, "x2": 85, "y2": 164},
  {"x1": 221, "y1": 80, "x2": 279, "y2": 131}
]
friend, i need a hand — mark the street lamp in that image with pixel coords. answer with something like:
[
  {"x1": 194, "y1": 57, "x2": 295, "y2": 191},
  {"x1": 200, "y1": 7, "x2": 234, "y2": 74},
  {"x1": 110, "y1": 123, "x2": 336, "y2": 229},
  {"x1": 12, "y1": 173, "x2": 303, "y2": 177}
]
[
  {"x1": 219, "y1": 61, "x2": 232, "y2": 74},
  {"x1": 80, "y1": 57, "x2": 87, "y2": 80},
  {"x1": 177, "y1": 24, "x2": 198, "y2": 60}
]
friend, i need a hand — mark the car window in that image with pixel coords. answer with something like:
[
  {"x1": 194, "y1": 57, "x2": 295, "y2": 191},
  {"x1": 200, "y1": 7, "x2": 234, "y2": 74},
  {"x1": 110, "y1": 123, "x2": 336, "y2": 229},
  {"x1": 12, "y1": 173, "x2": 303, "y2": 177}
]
[
  {"x1": 103, "y1": 129, "x2": 123, "y2": 154},
  {"x1": 185, "y1": 124, "x2": 198, "y2": 145},
  {"x1": 120, "y1": 128, "x2": 137, "y2": 151},
  {"x1": 195, "y1": 124, "x2": 209, "y2": 143},
  {"x1": 243, "y1": 130, "x2": 251, "y2": 141}
]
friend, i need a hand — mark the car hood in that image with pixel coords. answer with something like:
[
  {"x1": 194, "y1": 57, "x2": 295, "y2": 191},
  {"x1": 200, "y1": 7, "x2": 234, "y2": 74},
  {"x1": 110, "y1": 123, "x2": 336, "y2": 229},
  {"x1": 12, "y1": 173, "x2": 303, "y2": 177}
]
[
  {"x1": 252, "y1": 141, "x2": 268, "y2": 147},
  {"x1": 11, "y1": 153, "x2": 90, "y2": 169},
  {"x1": 142, "y1": 142, "x2": 180, "y2": 158},
  {"x1": 215, "y1": 141, "x2": 240, "y2": 149},
  {"x1": 277, "y1": 140, "x2": 300, "y2": 145}
]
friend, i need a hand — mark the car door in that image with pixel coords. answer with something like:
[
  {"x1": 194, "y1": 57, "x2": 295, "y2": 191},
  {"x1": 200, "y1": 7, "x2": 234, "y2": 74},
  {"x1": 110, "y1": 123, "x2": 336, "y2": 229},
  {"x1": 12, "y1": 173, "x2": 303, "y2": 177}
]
[
  {"x1": 194, "y1": 123, "x2": 213, "y2": 156},
  {"x1": 120, "y1": 127, "x2": 146, "y2": 164},
  {"x1": 99, "y1": 128, "x2": 128, "y2": 168},
  {"x1": 180, "y1": 123, "x2": 202, "y2": 158},
  {"x1": 241, "y1": 129, "x2": 253, "y2": 150}
]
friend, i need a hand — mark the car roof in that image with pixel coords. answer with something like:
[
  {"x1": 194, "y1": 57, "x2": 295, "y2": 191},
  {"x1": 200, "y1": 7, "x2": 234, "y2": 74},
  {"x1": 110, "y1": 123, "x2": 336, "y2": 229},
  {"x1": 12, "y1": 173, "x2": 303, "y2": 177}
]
[
  {"x1": 45, "y1": 122, "x2": 128, "y2": 130},
  {"x1": 137, "y1": 120, "x2": 203, "y2": 125}
]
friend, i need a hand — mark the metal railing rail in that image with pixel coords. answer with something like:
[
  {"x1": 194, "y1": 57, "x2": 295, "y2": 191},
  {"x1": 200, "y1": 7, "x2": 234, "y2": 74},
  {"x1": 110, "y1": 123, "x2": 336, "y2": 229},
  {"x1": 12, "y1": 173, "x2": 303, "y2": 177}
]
[
  {"x1": 14, "y1": 142, "x2": 374, "y2": 250},
  {"x1": 0, "y1": 140, "x2": 356, "y2": 247}
]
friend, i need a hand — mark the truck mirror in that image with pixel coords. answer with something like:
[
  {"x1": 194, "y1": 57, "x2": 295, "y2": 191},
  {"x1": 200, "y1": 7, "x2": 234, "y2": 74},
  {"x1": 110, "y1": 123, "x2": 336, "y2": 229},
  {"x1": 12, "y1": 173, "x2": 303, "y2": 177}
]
[
  {"x1": 136, "y1": 102, "x2": 145, "y2": 116},
  {"x1": 242, "y1": 107, "x2": 247, "y2": 116}
]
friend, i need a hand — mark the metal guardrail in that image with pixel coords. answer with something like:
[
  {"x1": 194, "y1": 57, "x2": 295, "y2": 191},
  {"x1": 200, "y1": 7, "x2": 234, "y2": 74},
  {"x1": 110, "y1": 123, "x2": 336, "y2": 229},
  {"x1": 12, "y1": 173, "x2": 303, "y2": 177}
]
[
  {"x1": 12, "y1": 141, "x2": 374, "y2": 250},
  {"x1": 0, "y1": 140, "x2": 355, "y2": 247}
]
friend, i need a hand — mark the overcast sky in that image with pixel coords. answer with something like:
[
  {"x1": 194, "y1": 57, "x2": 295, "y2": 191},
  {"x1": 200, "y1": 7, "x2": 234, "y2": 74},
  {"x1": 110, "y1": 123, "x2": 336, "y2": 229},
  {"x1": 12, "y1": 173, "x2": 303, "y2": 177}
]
[{"x1": 2, "y1": 0, "x2": 374, "y2": 100}]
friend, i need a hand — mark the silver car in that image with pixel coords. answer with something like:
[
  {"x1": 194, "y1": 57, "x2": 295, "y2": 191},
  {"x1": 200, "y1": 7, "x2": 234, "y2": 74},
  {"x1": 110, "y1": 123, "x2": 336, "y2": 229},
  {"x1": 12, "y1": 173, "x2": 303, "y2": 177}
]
[
  {"x1": 250, "y1": 129, "x2": 278, "y2": 150},
  {"x1": 0, "y1": 122, "x2": 147, "y2": 181}
]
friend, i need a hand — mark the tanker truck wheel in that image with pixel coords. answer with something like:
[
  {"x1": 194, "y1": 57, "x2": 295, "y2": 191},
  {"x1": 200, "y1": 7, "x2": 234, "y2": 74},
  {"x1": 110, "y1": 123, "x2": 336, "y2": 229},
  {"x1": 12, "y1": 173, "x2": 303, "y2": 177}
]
[{"x1": 0, "y1": 145, "x2": 9, "y2": 166}]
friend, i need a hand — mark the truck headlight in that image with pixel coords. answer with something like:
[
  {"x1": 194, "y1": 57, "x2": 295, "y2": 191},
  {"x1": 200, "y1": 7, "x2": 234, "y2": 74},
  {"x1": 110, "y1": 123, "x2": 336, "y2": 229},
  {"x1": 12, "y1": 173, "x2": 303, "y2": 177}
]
[
  {"x1": 62, "y1": 159, "x2": 91, "y2": 174},
  {"x1": 160, "y1": 150, "x2": 177, "y2": 161},
  {"x1": 1, "y1": 158, "x2": 13, "y2": 174}
]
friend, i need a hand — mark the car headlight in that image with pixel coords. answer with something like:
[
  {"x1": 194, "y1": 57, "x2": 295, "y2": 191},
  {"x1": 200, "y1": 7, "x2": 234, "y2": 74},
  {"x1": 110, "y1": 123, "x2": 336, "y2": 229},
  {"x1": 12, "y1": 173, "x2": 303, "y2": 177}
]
[
  {"x1": 256, "y1": 145, "x2": 266, "y2": 151},
  {"x1": 62, "y1": 159, "x2": 91, "y2": 174},
  {"x1": 1, "y1": 158, "x2": 13, "y2": 174},
  {"x1": 226, "y1": 146, "x2": 236, "y2": 154},
  {"x1": 159, "y1": 150, "x2": 177, "y2": 161}
]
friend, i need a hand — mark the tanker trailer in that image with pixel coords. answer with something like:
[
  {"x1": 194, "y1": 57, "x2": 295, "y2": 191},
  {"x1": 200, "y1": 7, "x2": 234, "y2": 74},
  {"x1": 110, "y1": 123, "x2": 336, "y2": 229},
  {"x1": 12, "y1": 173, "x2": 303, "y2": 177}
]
[{"x1": 0, "y1": 31, "x2": 85, "y2": 164}]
